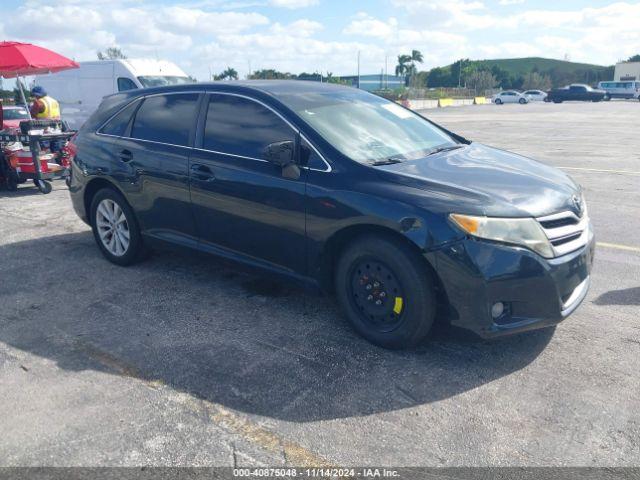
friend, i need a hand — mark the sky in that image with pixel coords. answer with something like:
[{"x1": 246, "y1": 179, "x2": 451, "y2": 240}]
[{"x1": 1, "y1": 0, "x2": 639, "y2": 82}]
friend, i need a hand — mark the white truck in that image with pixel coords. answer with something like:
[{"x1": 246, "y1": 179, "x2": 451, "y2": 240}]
[{"x1": 36, "y1": 59, "x2": 192, "y2": 129}]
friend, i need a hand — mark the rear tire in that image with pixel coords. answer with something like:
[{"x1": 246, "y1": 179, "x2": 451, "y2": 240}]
[
  {"x1": 90, "y1": 188, "x2": 146, "y2": 266},
  {"x1": 335, "y1": 235, "x2": 436, "y2": 349},
  {"x1": 519, "y1": 98, "x2": 527, "y2": 104}
]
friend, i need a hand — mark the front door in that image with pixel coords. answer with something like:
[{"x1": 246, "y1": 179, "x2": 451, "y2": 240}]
[
  {"x1": 114, "y1": 92, "x2": 201, "y2": 243},
  {"x1": 189, "y1": 93, "x2": 307, "y2": 276}
]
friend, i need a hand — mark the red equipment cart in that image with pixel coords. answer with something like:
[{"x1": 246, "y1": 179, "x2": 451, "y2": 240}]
[{"x1": 0, "y1": 119, "x2": 75, "y2": 193}]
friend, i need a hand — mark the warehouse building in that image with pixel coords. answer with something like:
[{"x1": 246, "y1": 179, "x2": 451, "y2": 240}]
[
  {"x1": 340, "y1": 74, "x2": 405, "y2": 91},
  {"x1": 614, "y1": 61, "x2": 640, "y2": 81}
]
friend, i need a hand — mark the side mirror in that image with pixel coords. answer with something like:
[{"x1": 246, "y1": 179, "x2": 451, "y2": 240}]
[{"x1": 264, "y1": 140, "x2": 295, "y2": 168}]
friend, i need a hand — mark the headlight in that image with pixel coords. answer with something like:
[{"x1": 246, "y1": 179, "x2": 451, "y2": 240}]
[
  {"x1": 450, "y1": 214, "x2": 554, "y2": 258},
  {"x1": 580, "y1": 191, "x2": 589, "y2": 219}
]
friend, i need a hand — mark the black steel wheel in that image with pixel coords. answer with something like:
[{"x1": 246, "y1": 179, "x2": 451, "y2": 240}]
[
  {"x1": 335, "y1": 235, "x2": 436, "y2": 349},
  {"x1": 348, "y1": 258, "x2": 406, "y2": 333}
]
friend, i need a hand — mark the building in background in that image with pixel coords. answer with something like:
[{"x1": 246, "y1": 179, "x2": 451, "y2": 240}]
[
  {"x1": 614, "y1": 62, "x2": 640, "y2": 81},
  {"x1": 340, "y1": 74, "x2": 405, "y2": 91}
]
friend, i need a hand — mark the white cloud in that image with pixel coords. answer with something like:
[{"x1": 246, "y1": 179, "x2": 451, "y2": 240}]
[
  {"x1": 271, "y1": 19, "x2": 324, "y2": 37},
  {"x1": 269, "y1": 0, "x2": 318, "y2": 9},
  {"x1": 499, "y1": 0, "x2": 524, "y2": 5}
]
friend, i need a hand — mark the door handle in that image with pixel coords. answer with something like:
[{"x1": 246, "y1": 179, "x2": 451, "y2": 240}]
[
  {"x1": 119, "y1": 149, "x2": 133, "y2": 162},
  {"x1": 190, "y1": 163, "x2": 216, "y2": 181}
]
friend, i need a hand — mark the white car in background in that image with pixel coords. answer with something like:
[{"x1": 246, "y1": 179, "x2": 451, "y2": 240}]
[
  {"x1": 523, "y1": 90, "x2": 548, "y2": 102},
  {"x1": 492, "y1": 90, "x2": 529, "y2": 104}
]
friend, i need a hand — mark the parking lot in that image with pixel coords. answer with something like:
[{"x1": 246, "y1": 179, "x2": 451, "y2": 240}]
[{"x1": 0, "y1": 101, "x2": 638, "y2": 467}]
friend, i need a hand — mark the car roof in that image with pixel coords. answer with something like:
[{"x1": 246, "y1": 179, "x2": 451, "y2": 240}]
[
  {"x1": 1, "y1": 105, "x2": 26, "y2": 109},
  {"x1": 122, "y1": 80, "x2": 353, "y2": 100}
]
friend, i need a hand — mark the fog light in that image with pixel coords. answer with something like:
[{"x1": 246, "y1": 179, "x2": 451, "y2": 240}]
[{"x1": 491, "y1": 302, "x2": 505, "y2": 319}]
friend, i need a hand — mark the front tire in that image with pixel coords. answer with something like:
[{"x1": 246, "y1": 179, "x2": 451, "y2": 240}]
[
  {"x1": 90, "y1": 188, "x2": 145, "y2": 266},
  {"x1": 494, "y1": 98, "x2": 502, "y2": 105},
  {"x1": 519, "y1": 98, "x2": 527, "y2": 104},
  {"x1": 335, "y1": 235, "x2": 436, "y2": 349}
]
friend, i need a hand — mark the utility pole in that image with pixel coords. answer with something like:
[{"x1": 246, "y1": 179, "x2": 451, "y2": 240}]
[
  {"x1": 357, "y1": 50, "x2": 361, "y2": 89},
  {"x1": 458, "y1": 59, "x2": 462, "y2": 88},
  {"x1": 248, "y1": 60, "x2": 252, "y2": 79},
  {"x1": 385, "y1": 54, "x2": 388, "y2": 89}
]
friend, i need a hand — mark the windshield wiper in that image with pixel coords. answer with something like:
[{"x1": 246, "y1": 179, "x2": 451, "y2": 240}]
[
  {"x1": 370, "y1": 157, "x2": 404, "y2": 166},
  {"x1": 425, "y1": 145, "x2": 464, "y2": 156}
]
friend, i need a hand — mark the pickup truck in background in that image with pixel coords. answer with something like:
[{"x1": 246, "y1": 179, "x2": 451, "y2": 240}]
[{"x1": 546, "y1": 84, "x2": 607, "y2": 103}]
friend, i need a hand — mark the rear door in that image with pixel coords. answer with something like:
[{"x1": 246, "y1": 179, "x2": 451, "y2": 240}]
[
  {"x1": 113, "y1": 92, "x2": 202, "y2": 244},
  {"x1": 189, "y1": 92, "x2": 308, "y2": 275}
]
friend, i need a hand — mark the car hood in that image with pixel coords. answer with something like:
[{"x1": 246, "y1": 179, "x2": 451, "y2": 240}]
[{"x1": 375, "y1": 143, "x2": 581, "y2": 218}]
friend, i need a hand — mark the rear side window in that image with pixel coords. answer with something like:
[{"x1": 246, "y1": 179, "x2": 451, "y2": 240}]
[
  {"x1": 117, "y1": 77, "x2": 138, "y2": 92},
  {"x1": 203, "y1": 94, "x2": 294, "y2": 160},
  {"x1": 131, "y1": 93, "x2": 199, "y2": 147},
  {"x1": 99, "y1": 100, "x2": 140, "y2": 137}
]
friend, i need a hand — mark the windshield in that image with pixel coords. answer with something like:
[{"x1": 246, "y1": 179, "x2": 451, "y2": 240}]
[
  {"x1": 3, "y1": 108, "x2": 29, "y2": 120},
  {"x1": 294, "y1": 93, "x2": 455, "y2": 163},
  {"x1": 137, "y1": 76, "x2": 193, "y2": 88}
]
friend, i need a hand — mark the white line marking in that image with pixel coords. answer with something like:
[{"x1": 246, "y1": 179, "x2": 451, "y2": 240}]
[
  {"x1": 597, "y1": 242, "x2": 640, "y2": 253},
  {"x1": 559, "y1": 166, "x2": 640, "y2": 176}
]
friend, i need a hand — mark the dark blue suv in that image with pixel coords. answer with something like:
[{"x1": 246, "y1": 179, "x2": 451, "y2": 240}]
[{"x1": 69, "y1": 81, "x2": 595, "y2": 349}]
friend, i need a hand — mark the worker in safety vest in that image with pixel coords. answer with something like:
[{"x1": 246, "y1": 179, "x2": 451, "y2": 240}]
[{"x1": 29, "y1": 86, "x2": 60, "y2": 120}]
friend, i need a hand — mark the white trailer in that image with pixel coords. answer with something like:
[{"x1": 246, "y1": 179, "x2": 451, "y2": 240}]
[{"x1": 36, "y1": 59, "x2": 192, "y2": 129}]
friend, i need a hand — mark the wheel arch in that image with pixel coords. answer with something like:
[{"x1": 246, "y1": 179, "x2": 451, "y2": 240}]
[
  {"x1": 83, "y1": 177, "x2": 130, "y2": 223},
  {"x1": 315, "y1": 224, "x2": 449, "y2": 315}
]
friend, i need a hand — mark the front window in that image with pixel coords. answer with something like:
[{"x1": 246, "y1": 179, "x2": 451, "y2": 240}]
[
  {"x1": 293, "y1": 92, "x2": 455, "y2": 163},
  {"x1": 137, "y1": 76, "x2": 193, "y2": 88},
  {"x1": 3, "y1": 108, "x2": 29, "y2": 120}
]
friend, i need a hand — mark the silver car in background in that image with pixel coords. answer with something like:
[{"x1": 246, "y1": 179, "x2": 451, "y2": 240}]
[{"x1": 492, "y1": 90, "x2": 529, "y2": 104}]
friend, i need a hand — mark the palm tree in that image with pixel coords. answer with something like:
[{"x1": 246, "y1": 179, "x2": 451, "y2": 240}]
[
  {"x1": 214, "y1": 67, "x2": 239, "y2": 81},
  {"x1": 396, "y1": 50, "x2": 424, "y2": 85},
  {"x1": 395, "y1": 55, "x2": 412, "y2": 77}
]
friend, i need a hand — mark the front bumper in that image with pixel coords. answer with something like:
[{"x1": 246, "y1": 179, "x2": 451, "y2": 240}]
[{"x1": 429, "y1": 233, "x2": 595, "y2": 338}]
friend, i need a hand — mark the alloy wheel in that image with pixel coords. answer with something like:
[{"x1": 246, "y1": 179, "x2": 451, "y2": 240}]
[{"x1": 96, "y1": 198, "x2": 130, "y2": 257}]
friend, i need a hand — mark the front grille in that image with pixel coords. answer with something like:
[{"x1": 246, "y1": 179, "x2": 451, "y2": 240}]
[
  {"x1": 537, "y1": 211, "x2": 590, "y2": 257},
  {"x1": 539, "y1": 216, "x2": 578, "y2": 230}
]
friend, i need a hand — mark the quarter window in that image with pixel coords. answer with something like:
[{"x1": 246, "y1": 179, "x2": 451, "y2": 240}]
[
  {"x1": 99, "y1": 100, "x2": 140, "y2": 137},
  {"x1": 131, "y1": 94, "x2": 199, "y2": 147},
  {"x1": 203, "y1": 94, "x2": 294, "y2": 160},
  {"x1": 117, "y1": 77, "x2": 138, "y2": 92}
]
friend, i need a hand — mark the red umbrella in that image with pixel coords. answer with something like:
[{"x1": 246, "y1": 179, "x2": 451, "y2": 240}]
[
  {"x1": 0, "y1": 41, "x2": 79, "y2": 78},
  {"x1": 0, "y1": 41, "x2": 79, "y2": 119}
]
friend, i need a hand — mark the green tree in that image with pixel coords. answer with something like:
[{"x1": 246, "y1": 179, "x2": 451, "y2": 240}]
[
  {"x1": 627, "y1": 54, "x2": 640, "y2": 62},
  {"x1": 426, "y1": 66, "x2": 452, "y2": 87},
  {"x1": 97, "y1": 47, "x2": 127, "y2": 60},
  {"x1": 522, "y1": 72, "x2": 552, "y2": 90},
  {"x1": 214, "y1": 67, "x2": 238, "y2": 81},
  {"x1": 249, "y1": 69, "x2": 294, "y2": 80},
  {"x1": 395, "y1": 54, "x2": 412, "y2": 77},
  {"x1": 465, "y1": 70, "x2": 497, "y2": 94}
]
